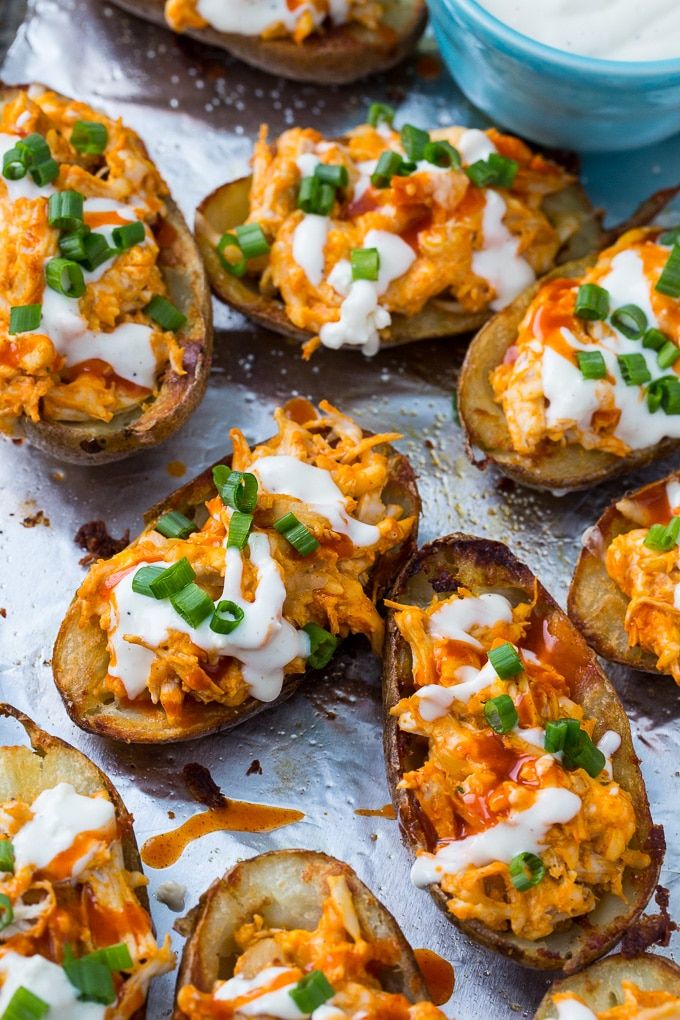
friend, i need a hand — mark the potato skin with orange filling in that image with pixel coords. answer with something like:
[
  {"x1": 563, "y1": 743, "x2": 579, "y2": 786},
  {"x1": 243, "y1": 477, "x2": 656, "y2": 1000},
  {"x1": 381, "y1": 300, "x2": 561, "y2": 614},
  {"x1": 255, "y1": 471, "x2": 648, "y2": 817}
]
[
  {"x1": 535, "y1": 952, "x2": 680, "y2": 1018},
  {"x1": 172, "y1": 850, "x2": 435, "y2": 1020},
  {"x1": 382, "y1": 534, "x2": 661, "y2": 972}
]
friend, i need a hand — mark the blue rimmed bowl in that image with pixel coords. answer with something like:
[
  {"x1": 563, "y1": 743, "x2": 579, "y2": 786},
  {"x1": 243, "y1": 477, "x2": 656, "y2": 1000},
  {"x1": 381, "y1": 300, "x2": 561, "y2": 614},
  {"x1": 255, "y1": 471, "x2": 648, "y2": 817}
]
[{"x1": 427, "y1": 0, "x2": 680, "y2": 151}]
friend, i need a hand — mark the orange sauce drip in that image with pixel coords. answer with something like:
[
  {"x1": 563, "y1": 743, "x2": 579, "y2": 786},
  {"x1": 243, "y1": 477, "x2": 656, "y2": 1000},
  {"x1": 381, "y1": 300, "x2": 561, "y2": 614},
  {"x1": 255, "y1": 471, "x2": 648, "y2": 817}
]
[
  {"x1": 62, "y1": 358, "x2": 150, "y2": 396},
  {"x1": 354, "y1": 804, "x2": 397, "y2": 818},
  {"x1": 414, "y1": 949, "x2": 455, "y2": 1005},
  {"x1": 346, "y1": 188, "x2": 381, "y2": 219},
  {"x1": 399, "y1": 208, "x2": 433, "y2": 253},
  {"x1": 525, "y1": 613, "x2": 591, "y2": 682},
  {"x1": 166, "y1": 460, "x2": 187, "y2": 478},
  {"x1": 85, "y1": 887, "x2": 152, "y2": 946},
  {"x1": 631, "y1": 483, "x2": 672, "y2": 525},
  {"x1": 140, "y1": 801, "x2": 304, "y2": 869},
  {"x1": 84, "y1": 210, "x2": 130, "y2": 228},
  {"x1": 42, "y1": 827, "x2": 112, "y2": 882}
]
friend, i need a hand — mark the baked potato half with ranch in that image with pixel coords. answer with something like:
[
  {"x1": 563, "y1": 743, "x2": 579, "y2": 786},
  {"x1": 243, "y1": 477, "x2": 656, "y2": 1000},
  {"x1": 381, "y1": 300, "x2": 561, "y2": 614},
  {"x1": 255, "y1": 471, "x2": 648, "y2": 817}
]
[
  {"x1": 382, "y1": 534, "x2": 661, "y2": 972},
  {"x1": 53, "y1": 398, "x2": 419, "y2": 743},
  {"x1": 0, "y1": 83, "x2": 211, "y2": 464},
  {"x1": 109, "y1": 0, "x2": 427, "y2": 84},
  {"x1": 0, "y1": 704, "x2": 174, "y2": 1018},
  {"x1": 196, "y1": 113, "x2": 600, "y2": 357},
  {"x1": 173, "y1": 849, "x2": 448, "y2": 1019},
  {"x1": 568, "y1": 469, "x2": 680, "y2": 682},
  {"x1": 535, "y1": 952, "x2": 680, "y2": 1018},
  {"x1": 459, "y1": 223, "x2": 680, "y2": 491}
]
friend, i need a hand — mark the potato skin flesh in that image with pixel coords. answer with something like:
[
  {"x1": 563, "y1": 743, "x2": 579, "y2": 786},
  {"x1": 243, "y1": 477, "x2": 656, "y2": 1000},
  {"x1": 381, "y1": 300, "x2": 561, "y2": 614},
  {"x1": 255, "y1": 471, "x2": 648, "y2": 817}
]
[{"x1": 535, "y1": 952, "x2": 680, "y2": 1017}]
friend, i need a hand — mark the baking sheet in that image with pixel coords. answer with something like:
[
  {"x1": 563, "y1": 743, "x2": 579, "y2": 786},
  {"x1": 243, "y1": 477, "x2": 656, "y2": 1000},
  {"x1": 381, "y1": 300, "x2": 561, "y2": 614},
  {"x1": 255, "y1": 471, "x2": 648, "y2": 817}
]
[{"x1": 1, "y1": 2, "x2": 680, "y2": 1015}]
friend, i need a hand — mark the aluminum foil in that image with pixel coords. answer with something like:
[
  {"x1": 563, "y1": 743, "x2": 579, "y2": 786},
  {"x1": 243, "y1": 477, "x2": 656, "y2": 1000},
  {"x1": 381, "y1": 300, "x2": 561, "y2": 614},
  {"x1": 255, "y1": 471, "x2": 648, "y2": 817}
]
[{"x1": 1, "y1": 3, "x2": 680, "y2": 1015}]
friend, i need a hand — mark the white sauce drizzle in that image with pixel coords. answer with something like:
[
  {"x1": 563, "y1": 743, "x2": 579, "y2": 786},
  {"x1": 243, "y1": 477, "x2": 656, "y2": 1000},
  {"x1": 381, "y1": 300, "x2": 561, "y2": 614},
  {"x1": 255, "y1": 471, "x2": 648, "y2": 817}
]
[
  {"x1": 195, "y1": 0, "x2": 331, "y2": 36},
  {"x1": 667, "y1": 479, "x2": 680, "y2": 511},
  {"x1": 597, "y1": 729, "x2": 622, "y2": 779},
  {"x1": 554, "y1": 998, "x2": 598, "y2": 1020},
  {"x1": 292, "y1": 213, "x2": 329, "y2": 287},
  {"x1": 215, "y1": 967, "x2": 305, "y2": 1018},
  {"x1": 457, "y1": 128, "x2": 497, "y2": 165},
  {"x1": 429, "y1": 592, "x2": 514, "y2": 649},
  {"x1": 473, "y1": 189, "x2": 535, "y2": 311},
  {"x1": 0, "y1": 952, "x2": 106, "y2": 1019}
]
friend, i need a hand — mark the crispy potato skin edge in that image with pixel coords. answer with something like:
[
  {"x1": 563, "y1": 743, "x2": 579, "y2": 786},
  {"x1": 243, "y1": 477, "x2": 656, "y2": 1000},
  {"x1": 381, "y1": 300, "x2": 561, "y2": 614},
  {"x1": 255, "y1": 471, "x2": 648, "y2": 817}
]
[{"x1": 535, "y1": 952, "x2": 680, "y2": 1017}]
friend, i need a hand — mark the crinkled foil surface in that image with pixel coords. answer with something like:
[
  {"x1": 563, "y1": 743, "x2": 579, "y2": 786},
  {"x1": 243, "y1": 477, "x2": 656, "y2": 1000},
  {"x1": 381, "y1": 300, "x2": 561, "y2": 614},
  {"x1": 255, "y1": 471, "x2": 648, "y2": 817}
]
[{"x1": 1, "y1": 3, "x2": 680, "y2": 1015}]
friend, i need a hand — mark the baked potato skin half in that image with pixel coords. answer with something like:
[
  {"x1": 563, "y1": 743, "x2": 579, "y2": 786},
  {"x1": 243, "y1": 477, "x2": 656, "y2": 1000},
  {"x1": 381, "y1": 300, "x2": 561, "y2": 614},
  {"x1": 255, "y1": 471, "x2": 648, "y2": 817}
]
[
  {"x1": 107, "y1": 0, "x2": 427, "y2": 84},
  {"x1": 535, "y1": 952, "x2": 680, "y2": 1017},
  {"x1": 568, "y1": 470, "x2": 679, "y2": 674},
  {"x1": 382, "y1": 534, "x2": 662, "y2": 973},
  {"x1": 195, "y1": 175, "x2": 599, "y2": 351},
  {"x1": 1, "y1": 83, "x2": 212, "y2": 466},
  {"x1": 53, "y1": 432, "x2": 420, "y2": 744},
  {"x1": 172, "y1": 849, "x2": 432, "y2": 1020}
]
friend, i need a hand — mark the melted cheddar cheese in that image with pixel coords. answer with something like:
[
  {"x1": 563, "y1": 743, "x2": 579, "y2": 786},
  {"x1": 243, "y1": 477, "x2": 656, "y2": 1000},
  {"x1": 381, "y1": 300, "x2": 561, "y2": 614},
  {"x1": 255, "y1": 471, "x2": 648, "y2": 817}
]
[
  {"x1": 177, "y1": 873, "x2": 447, "y2": 1019},
  {"x1": 0, "y1": 87, "x2": 184, "y2": 431},
  {"x1": 553, "y1": 984, "x2": 680, "y2": 1019},
  {"x1": 391, "y1": 590, "x2": 648, "y2": 942},
  {"x1": 164, "y1": 0, "x2": 383, "y2": 40}
]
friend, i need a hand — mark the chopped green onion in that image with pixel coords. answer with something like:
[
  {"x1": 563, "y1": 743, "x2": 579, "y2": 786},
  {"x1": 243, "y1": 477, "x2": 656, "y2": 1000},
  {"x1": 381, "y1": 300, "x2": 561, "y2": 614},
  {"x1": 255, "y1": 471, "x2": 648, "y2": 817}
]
[
  {"x1": 86, "y1": 942, "x2": 134, "y2": 971},
  {"x1": 576, "y1": 350, "x2": 606, "y2": 380},
  {"x1": 563, "y1": 730, "x2": 606, "y2": 777},
  {"x1": 465, "y1": 153, "x2": 518, "y2": 189},
  {"x1": 59, "y1": 227, "x2": 90, "y2": 262},
  {"x1": 45, "y1": 258, "x2": 86, "y2": 298},
  {"x1": 210, "y1": 599, "x2": 245, "y2": 635},
  {"x1": 17, "y1": 133, "x2": 50, "y2": 166},
  {"x1": 227, "y1": 511, "x2": 253, "y2": 550},
  {"x1": 351, "y1": 247, "x2": 380, "y2": 282},
  {"x1": 9, "y1": 304, "x2": 41, "y2": 335},
  {"x1": 155, "y1": 511, "x2": 197, "y2": 540},
  {"x1": 400, "y1": 123, "x2": 430, "y2": 162},
  {"x1": 145, "y1": 294, "x2": 187, "y2": 331},
  {"x1": 298, "y1": 175, "x2": 336, "y2": 216},
  {"x1": 575, "y1": 283, "x2": 609, "y2": 321},
  {"x1": 235, "y1": 222, "x2": 270, "y2": 259},
  {"x1": 509, "y1": 852, "x2": 545, "y2": 891},
  {"x1": 659, "y1": 227, "x2": 680, "y2": 246},
  {"x1": 71, "y1": 120, "x2": 108, "y2": 155},
  {"x1": 314, "y1": 163, "x2": 349, "y2": 189},
  {"x1": 0, "y1": 893, "x2": 13, "y2": 931},
  {"x1": 647, "y1": 375, "x2": 680, "y2": 414},
  {"x1": 212, "y1": 467, "x2": 258, "y2": 512},
  {"x1": 316, "y1": 183, "x2": 336, "y2": 216},
  {"x1": 217, "y1": 232, "x2": 247, "y2": 277},
  {"x1": 63, "y1": 946, "x2": 116, "y2": 1005},
  {"x1": 1, "y1": 987, "x2": 49, "y2": 1020},
  {"x1": 644, "y1": 516, "x2": 680, "y2": 552},
  {"x1": 131, "y1": 565, "x2": 165, "y2": 597},
  {"x1": 483, "y1": 694, "x2": 518, "y2": 734},
  {"x1": 642, "y1": 327, "x2": 668, "y2": 351},
  {"x1": 148, "y1": 557, "x2": 195, "y2": 599},
  {"x1": 274, "y1": 512, "x2": 320, "y2": 557},
  {"x1": 170, "y1": 582, "x2": 214, "y2": 628},
  {"x1": 303, "y1": 622, "x2": 338, "y2": 669},
  {"x1": 30, "y1": 159, "x2": 59, "y2": 186},
  {"x1": 47, "y1": 189, "x2": 84, "y2": 231},
  {"x1": 423, "y1": 140, "x2": 461, "y2": 169},
  {"x1": 657, "y1": 341, "x2": 680, "y2": 370},
  {"x1": 656, "y1": 244, "x2": 680, "y2": 297},
  {"x1": 610, "y1": 303, "x2": 647, "y2": 339},
  {"x1": 289, "y1": 971, "x2": 335, "y2": 1013},
  {"x1": 218, "y1": 222, "x2": 270, "y2": 273},
  {"x1": 367, "y1": 102, "x2": 395, "y2": 128},
  {"x1": 371, "y1": 150, "x2": 405, "y2": 188},
  {"x1": 81, "y1": 232, "x2": 115, "y2": 272},
  {"x1": 544, "y1": 718, "x2": 581, "y2": 753},
  {"x1": 617, "y1": 352, "x2": 651, "y2": 386},
  {"x1": 112, "y1": 220, "x2": 145, "y2": 251},
  {"x1": 2, "y1": 147, "x2": 26, "y2": 180},
  {"x1": 488, "y1": 642, "x2": 523, "y2": 680},
  {"x1": 0, "y1": 839, "x2": 14, "y2": 873}
]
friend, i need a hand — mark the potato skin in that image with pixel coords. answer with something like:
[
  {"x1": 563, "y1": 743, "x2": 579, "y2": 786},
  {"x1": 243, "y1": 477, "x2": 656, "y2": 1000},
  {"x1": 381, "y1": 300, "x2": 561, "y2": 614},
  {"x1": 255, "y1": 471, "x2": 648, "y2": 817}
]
[
  {"x1": 53, "y1": 433, "x2": 420, "y2": 744},
  {"x1": 107, "y1": 0, "x2": 427, "y2": 84},
  {"x1": 568, "y1": 470, "x2": 680, "y2": 674},
  {"x1": 382, "y1": 534, "x2": 662, "y2": 972},
  {"x1": 172, "y1": 849, "x2": 432, "y2": 1020},
  {"x1": 1, "y1": 83, "x2": 212, "y2": 465},
  {"x1": 195, "y1": 173, "x2": 598, "y2": 350},
  {"x1": 535, "y1": 952, "x2": 680, "y2": 1017}
]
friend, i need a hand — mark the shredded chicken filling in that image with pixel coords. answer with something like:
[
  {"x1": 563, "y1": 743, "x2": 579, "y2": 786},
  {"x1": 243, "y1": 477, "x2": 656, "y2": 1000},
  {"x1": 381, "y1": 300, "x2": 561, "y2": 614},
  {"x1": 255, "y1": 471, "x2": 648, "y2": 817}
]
[{"x1": 553, "y1": 984, "x2": 680, "y2": 1019}]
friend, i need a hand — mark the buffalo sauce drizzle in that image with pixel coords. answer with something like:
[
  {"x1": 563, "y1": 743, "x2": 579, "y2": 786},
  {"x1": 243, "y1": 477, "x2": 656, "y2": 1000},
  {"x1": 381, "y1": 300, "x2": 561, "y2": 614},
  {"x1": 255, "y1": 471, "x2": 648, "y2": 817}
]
[{"x1": 413, "y1": 949, "x2": 455, "y2": 1006}]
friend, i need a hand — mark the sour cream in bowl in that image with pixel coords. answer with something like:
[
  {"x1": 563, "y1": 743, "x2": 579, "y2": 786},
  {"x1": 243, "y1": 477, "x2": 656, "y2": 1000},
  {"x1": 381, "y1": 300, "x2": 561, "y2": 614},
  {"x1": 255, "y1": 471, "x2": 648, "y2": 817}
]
[{"x1": 426, "y1": 0, "x2": 680, "y2": 150}]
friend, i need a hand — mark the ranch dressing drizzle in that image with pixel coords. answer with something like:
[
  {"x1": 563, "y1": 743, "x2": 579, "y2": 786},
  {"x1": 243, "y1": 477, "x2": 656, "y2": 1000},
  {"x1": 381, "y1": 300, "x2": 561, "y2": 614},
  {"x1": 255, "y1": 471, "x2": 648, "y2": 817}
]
[
  {"x1": 293, "y1": 213, "x2": 329, "y2": 287},
  {"x1": 597, "y1": 730, "x2": 622, "y2": 779},
  {"x1": 411, "y1": 787, "x2": 582, "y2": 886},
  {"x1": 429, "y1": 592, "x2": 514, "y2": 649},
  {"x1": 0, "y1": 952, "x2": 106, "y2": 1020},
  {"x1": 553, "y1": 998, "x2": 597, "y2": 1020},
  {"x1": 215, "y1": 967, "x2": 305, "y2": 1018},
  {"x1": 195, "y1": 0, "x2": 329, "y2": 36},
  {"x1": 473, "y1": 189, "x2": 535, "y2": 311}
]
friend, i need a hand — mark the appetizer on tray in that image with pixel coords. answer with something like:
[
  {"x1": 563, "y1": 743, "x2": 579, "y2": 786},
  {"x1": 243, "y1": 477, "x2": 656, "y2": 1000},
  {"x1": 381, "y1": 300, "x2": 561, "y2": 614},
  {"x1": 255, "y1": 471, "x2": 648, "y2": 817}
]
[
  {"x1": 196, "y1": 106, "x2": 599, "y2": 357},
  {"x1": 110, "y1": 0, "x2": 427, "y2": 84},
  {"x1": 382, "y1": 535, "x2": 661, "y2": 971},
  {"x1": 569, "y1": 469, "x2": 680, "y2": 683},
  {"x1": 535, "y1": 952, "x2": 680, "y2": 1018},
  {"x1": 54, "y1": 398, "x2": 419, "y2": 743},
  {"x1": 173, "y1": 849, "x2": 448, "y2": 1019},
  {"x1": 459, "y1": 226, "x2": 680, "y2": 490},
  {"x1": 0, "y1": 705, "x2": 174, "y2": 1018},
  {"x1": 0, "y1": 84, "x2": 211, "y2": 463}
]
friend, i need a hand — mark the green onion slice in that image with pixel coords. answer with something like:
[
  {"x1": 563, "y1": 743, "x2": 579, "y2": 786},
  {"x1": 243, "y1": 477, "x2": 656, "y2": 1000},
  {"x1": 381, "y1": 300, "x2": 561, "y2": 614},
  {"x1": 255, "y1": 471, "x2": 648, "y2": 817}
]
[
  {"x1": 576, "y1": 350, "x2": 606, "y2": 380},
  {"x1": 656, "y1": 244, "x2": 680, "y2": 298},
  {"x1": 644, "y1": 516, "x2": 680, "y2": 552},
  {"x1": 131, "y1": 566, "x2": 165, "y2": 598},
  {"x1": 9, "y1": 304, "x2": 41, "y2": 335},
  {"x1": 274, "y1": 512, "x2": 320, "y2": 557},
  {"x1": 47, "y1": 189, "x2": 84, "y2": 231},
  {"x1": 148, "y1": 557, "x2": 195, "y2": 599},
  {"x1": 371, "y1": 150, "x2": 405, "y2": 188},
  {"x1": 617, "y1": 352, "x2": 651, "y2": 386},
  {"x1": 367, "y1": 102, "x2": 395, "y2": 128},
  {"x1": 86, "y1": 942, "x2": 134, "y2": 971},
  {"x1": 563, "y1": 730, "x2": 606, "y2": 777},
  {"x1": 1, "y1": 987, "x2": 49, "y2": 1020},
  {"x1": 543, "y1": 717, "x2": 581, "y2": 753},
  {"x1": 574, "y1": 283, "x2": 609, "y2": 321},
  {"x1": 657, "y1": 341, "x2": 680, "y2": 369},
  {"x1": 659, "y1": 227, "x2": 680, "y2": 247},
  {"x1": 45, "y1": 258, "x2": 86, "y2": 298},
  {"x1": 227, "y1": 511, "x2": 254, "y2": 550},
  {"x1": 212, "y1": 467, "x2": 258, "y2": 512},
  {"x1": 144, "y1": 294, "x2": 187, "y2": 331},
  {"x1": 170, "y1": 583, "x2": 214, "y2": 628},
  {"x1": 610, "y1": 303, "x2": 647, "y2": 339},
  {"x1": 423, "y1": 140, "x2": 461, "y2": 169},
  {"x1": 2, "y1": 147, "x2": 27, "y2": 180},
  {"x1": 649, "y1": 376, "x2": 680, "y2": 414},
  {"x1": 235, "y1": 222, "x2": 270, "y2": 259},
  {"x1": 17, "y1": 133, "x2": 50, "y2": 166},
  {"x1": 315, "y1": 182, "x2": 336, "y2": 216},
  {"x1": 465, "y1": 153, "x2": 518, "y2": 189},
  {"x1": 210, "y1": 599, "x2": 245, "y2": 635},
  {"x1": 483, "y1": 694, "x2": 518, "y2": 734},
  {"x1": 351, "y1": 247, "x2": 380, "y2": 282},
  {"x1": 0, "y1": 839, "x2": 14, "y2": 873},
  {"x1": 30, "y1": 159, "x2": 59, "y2": 186},
  {"x1": 303, "y1": 622, "x2": 338, "y2": 669},
  {"x1": 298, "y1": 176, "x2": 336, "y2": 216},
  {"x1": 488, "y1": 642, "x2": 523, "y2": 680},
  {"x1": 642, "y1": 327, "x2": 668, "y2": 351},
  {"x1": 63, "y1": 946, "x2": 116, "y2": 1005},
  {"x1": 81, "y1": 232, "x2": 115, "y2": 272},
  {"x1": 509, "y1": 851, "x2": 545, "y2": 891},
  {"x1": 71, "y1": 120, "x2": 108, "y2": 155},
  {"x1": 400, "y1": 123, "x2": 430, "y2": 162},
  {"x1": 0, "y1": 892, "x2": 13, "y2": 931},
  {"x1": 314, "y1": 163, "x2": 349, "y2": 189},
  {"x1": 112, "y1": 220, "x2": 145, "y2": 251},
  {"x1": 217, "y1": 231, "x2": 247, "y2": 277},
  {"x1": 59, "y1": 227, "x2": 90, "y2": 262},
  {"x1": 155, "y1": 511, "x2": 197, "y2": 540},
  {"x1": 289, "y1": 970, "x2": 335, "y2": 1013}
]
